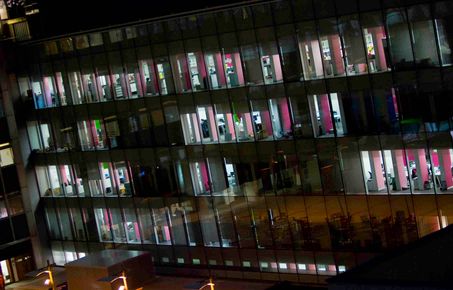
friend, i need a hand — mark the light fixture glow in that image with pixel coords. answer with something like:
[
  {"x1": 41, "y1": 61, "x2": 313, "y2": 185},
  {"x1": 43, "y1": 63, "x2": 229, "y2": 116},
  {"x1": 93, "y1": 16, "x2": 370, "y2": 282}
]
[
  {"x1": 44, "y1": 278, "x2": 50, "y2": 285},
  {"x1": 118, "y1": 286, "x2": 125, "y2": 290}
]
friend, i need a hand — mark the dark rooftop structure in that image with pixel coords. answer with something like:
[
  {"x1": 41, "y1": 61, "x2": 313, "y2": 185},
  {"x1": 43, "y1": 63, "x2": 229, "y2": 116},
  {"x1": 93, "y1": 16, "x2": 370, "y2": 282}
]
[{"x1": 328, "y1": 225, "x2": 453, "y2": 290}]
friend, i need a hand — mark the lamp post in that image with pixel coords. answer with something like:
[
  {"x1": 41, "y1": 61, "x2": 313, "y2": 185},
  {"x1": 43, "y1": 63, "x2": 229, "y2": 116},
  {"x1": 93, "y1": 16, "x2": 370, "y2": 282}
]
[
  {"x1": 199, "y1": 278, "x2": 215, "y2": 290},
  {"x1": 35, "y1": 260, "x2": 56, "y2": 290},
  {"x1": 109, "y1": 271, "x2": 129, "y2": 290}
]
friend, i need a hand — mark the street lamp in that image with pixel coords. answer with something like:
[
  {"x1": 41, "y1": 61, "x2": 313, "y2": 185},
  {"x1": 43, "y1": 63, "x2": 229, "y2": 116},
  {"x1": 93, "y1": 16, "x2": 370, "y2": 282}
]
[
  {"x1": 199, "y1": 278, "x2": 215, "y2": 290},
  {"x1": 109, "y1": 271, "x2": 129, "y2": 290},
  {"x1": 35, "y1": 261, "x2": 56, "y2": 290}
]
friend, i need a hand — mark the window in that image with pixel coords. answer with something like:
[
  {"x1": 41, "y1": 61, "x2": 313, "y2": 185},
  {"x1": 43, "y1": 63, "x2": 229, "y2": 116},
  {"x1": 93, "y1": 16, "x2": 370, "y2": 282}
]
[
  {"x1": 0, "y1": 147, "x2": 14, "y2": 167},
  {"x1": 279, "y1": 263, "x2": 288, "y2": 270},
  {"x1": 338, "y1": 14, "x2": 368, "y2": 75},
  {"x1": 298, "y1": 263, "x2": 307, "y2": 270},
  {"x1": 169, "y1": 42, "x2": 192, "y2": 93},
  {"x1": 298, "y1": 21, "x2": 324, "y2": 80},
  {"x1": 220, "y1": 33, "x2": 245, "y2": 88},
  {"x1": 277, "y1": 24, "x2": 303, "y2": 81},
  {"x1": 75, "y1": 35, "x2": 89, "y2": 50},
  {"x1": 0, "y1": 198, "x2": 8, "y2": 219},
  {"x1": 242, "y1": 261, "x2": 251, "y2": 267},
  {"x1": 361, "y1": 11, "x2": 390, "y2": 72},
  {"x1": 318, "y1": 18, "x2": 345, "y2": 77},
  {"x1": 202, "y1": 36, "x2": 227, "y2": 90},
  {"x1": 89, "y1": 33, "x2": 103, "y2": 46},
  {"x1": 434, "y1": 1, "x2": 453, "y2": 65},
  {"x1": 109, "y1": 29, "x2": 123, "y2": 43},
  {"x1": 257, "y1": 27, "x2": 284, "y2": 84},
  {"x1": 386, "y1": 8, "x2": 414, "y2": 68},
  {"x1": 408, "y1": 5, "x2": 439, "y2": 66},
  {"x1": 137, "y1": 57, "x2": 159, "y2": 96}
]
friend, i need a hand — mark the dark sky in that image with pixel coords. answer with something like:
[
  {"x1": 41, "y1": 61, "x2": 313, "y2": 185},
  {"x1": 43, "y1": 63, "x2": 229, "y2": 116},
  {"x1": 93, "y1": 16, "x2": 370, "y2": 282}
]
[{"x1": 34, "y1": 0, "x2": 255, "y2": 37}]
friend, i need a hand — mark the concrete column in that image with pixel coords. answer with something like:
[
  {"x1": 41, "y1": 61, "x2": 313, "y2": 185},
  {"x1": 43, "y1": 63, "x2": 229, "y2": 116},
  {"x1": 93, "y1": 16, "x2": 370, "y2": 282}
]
[
  {"x1": 439, "y1": 149, "x2": 453, "y2": 189},
  {"x1": 207, "y1": 106, "x2": 218, "y2": 141},
  {"x1": 370, "y1": 151, "x2": 386, "y2": 191},
  {"x1": 1, "y1": 71, "x2": 52, "y2": 267},
  {"x1": 413, "y1": 149, "x2": 429, "y2": 190},
  {"x1": 226, "y1": 113, "x2": 236, "y2": 140},
  {"x1": 191, "y1": 113, "x2": 201, "y2": 142},
  {"x1": 392, "y1": 149, "x2": 408, "y2": 191},
  {"x1": 319, "y1": 94, "x2": 333, "y2": 134}
]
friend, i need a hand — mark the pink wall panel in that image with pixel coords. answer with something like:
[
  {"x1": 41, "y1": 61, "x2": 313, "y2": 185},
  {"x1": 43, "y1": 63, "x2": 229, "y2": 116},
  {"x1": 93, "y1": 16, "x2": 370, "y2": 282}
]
[
  {"x1": 371, "y1": 151, "x2": 385, "y2": 189},
  {"x1": 262, "y1": 111, "x2": 273, "y2": 137},
  {"x1": 200, "y1": 161, "x2": 210, "y2": 192},
  {"x1": 320, "y1": 94, "x2": 333, "y2": 133},
  {"x1": 215, "y1": 53, "x2": 226, "y2": 86},
  {"x1": 207, "y1": 107, "x2": 218, "y2": 141},
  {"x1": 59, "y1": 166, "x2": 68, "y2": 184},
  {"x1": 371, "y1": 27, "x2": 388, "y2": 70},
  {"x1": 43, "y1": 77, "x2": 52, "y2": 105},
  {"x1": 279, "y1": 98, "x2": 292, "y2": 132},
  {"x1": 330, "y1": 35, "x2": 345, "y2": 75},
  {"x1": 234, "y1": 53, "x2": 244, "y2": 85},
  {"x1": 226, "y1": 113, "x2": 236, "y2": 140},
  {"x1": 417, "y1": 149, "x2": 429, "y2": 183},
  {"x1": 440, "y1": 149, "x2": 453, "y2": 188},
  {"x1": 191, "y1": 114, "x2": 201, "y2": 142},
  {"x1": 394, "y1": 150, "x2": 408, "y2": 189},
  {"x1": 272, "y1": 54, "x2": 283, "y2": 81},
  {"x1": 244, "y1": 112, "x2": 254, "y2": 136}
]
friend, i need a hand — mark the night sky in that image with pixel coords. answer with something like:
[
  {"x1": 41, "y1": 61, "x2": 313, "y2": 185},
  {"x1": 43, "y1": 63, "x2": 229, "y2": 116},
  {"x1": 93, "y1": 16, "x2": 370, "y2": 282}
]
[{"x1": 34, "y1": 0, "x2": 256, "y2": 38}]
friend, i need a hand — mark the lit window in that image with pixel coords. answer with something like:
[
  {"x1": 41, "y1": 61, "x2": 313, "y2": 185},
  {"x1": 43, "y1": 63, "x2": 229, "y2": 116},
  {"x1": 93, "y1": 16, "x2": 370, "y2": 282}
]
[
  {"x1": 317, "y1": 264, "x2": 327, "y2": 272},
  {"x1": 109, "y1": 29, "x2": 123, "y2": 43},
  {"x1": 208, "y1": 259, "x2": 217, "y2": 265},
  {"x1": 297, "y1": 264, "x2": 306, "y2": 270},
  {"x1": 192, "y1": 259, "x2": 201, "y2": 265},
  {"x1": 161, "y1": 257, "x2": 169, "y2": 263},
  {"x1": 225, "y1": 260, "x2": 234, "y2": 266},
  {"x1": 260, "y1": 262, "x2": 269, "y2": 269},
  {"x1": 242, "y1": 261, "x2": 251, "y2": 267},
  {"x1": 0, "y1": 1, "x2": 8, "y2": 20},
  {"x1": 177, "y1": 258, "x2": 184, "y2": 264},
  {"x1": 338, "y1": 265, "x2": 346, "y2": 272},
  {"x1": 279, "y1": 263, "x2": 287, "y2": 270},
  {"x1": 0, "y1": 147, "x2": 14, "y2": 167},
  {"x1": 328, "y1": 265, "x2": 337, "y2": 272}
]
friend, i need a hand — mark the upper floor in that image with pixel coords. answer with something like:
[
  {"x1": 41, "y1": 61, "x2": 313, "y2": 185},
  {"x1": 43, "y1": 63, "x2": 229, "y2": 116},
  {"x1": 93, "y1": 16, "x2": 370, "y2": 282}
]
[{"x1": 11, "y1": 0, "x2": 453, "y2": 111}]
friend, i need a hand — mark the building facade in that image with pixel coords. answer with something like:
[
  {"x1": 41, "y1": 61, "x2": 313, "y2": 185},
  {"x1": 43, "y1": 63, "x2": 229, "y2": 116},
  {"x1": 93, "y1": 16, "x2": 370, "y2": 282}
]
[
  {"x1": 0, "y1": 0, "x2": 35, "y2": 286},
  {"x1": 0, "y1": 61, "x2": 34, "y2": 285},
  {"x1": 8, "y1": 0, "x2": 453, "y2": 285}
]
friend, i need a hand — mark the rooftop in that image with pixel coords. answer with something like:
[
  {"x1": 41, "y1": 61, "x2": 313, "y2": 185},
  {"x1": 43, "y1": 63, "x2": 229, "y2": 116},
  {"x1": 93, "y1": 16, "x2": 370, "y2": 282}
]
[{"x1": 328, "y1": 224, "x2": 453, "y2": 289}]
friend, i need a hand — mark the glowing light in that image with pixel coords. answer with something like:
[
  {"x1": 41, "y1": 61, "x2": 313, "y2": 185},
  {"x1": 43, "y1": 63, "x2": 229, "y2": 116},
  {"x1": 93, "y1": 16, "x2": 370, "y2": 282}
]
[
  {"x1": 118, "y1": 286, "x2": 125, "y2": 290},
  {"x1": 44, "y1": 279, "x2": 50, "y2": 285},
  {"x1": 6, "y1": 0, "x2": 25, "y2": 8}
]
